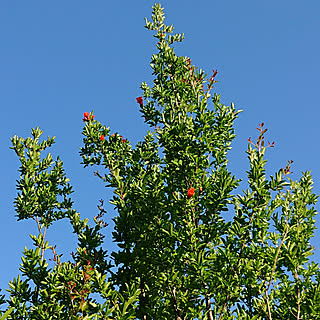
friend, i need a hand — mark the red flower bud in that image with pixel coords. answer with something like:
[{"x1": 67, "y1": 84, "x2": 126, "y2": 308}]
[
  {"x1": 136, "y1": 97, "x2": 143, "y2": 105},
  {"x1": 100, "y1": 135, "x2": 105, "y2": 141},
  {"x1": 187, "y1": 187, "x2": 195, "y2": 199},
  {"x1": 83, "y1": 112, "x2": 89, "y2": 121},
  {"x1": 83, "y1": 112, "x2": 95, "y2": 122}
]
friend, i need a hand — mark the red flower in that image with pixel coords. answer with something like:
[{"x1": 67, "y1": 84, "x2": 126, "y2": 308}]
[
  {"x1": 83, "y1": 112, "x2": 90, "y2": 121},
  {"x1": 83, "y1": 112, "x2": 95, "y2": 122},
  {"x1": 100, "y1": 134, "x2": 105, "y2": 141},
  {"x1": 121, "y1": 139, "x2": 126, "y2": 142},
  {"x1": 136, "y1": 97, "x2": 143, "y2": 105},
  {"x1": 187, "y1": 187, "x2": 195, "y2": 199}
]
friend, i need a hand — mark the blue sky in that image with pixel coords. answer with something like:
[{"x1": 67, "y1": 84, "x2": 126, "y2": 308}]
[{"x1": 1, "y1": 0, "x2": 320, "y2": 295}]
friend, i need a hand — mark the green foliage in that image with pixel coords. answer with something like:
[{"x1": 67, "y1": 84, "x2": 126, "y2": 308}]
[
  {"x1": 4, "y1": 129, "x2": 140, "y2": 319},
  {"x1": 2, "y1": 3, "x2": 320, "y2": 319}
]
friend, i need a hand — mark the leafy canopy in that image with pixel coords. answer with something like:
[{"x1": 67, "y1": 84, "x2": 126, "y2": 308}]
[{"x1": 2, "y1": 3, "x2": 319, "y2": 320}]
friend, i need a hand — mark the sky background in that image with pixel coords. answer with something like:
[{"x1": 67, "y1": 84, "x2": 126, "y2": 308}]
[{"x1": 1, "y1": 0, "x2": 320, "y2": 296}]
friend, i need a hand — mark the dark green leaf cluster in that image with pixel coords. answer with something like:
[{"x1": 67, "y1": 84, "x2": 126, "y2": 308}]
[{"x1": 11, "y1": 127, "x2": 72, "y2": 227}]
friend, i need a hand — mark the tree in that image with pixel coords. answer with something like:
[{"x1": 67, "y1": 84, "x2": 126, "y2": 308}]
[{"x1": 2, "y1": 3, "x2": 320, "y2": 319}]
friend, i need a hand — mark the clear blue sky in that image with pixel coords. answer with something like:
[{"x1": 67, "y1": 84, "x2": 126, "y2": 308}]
[{"x1": 1, "y1": 0, "x2": 320, "y2": 295}]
